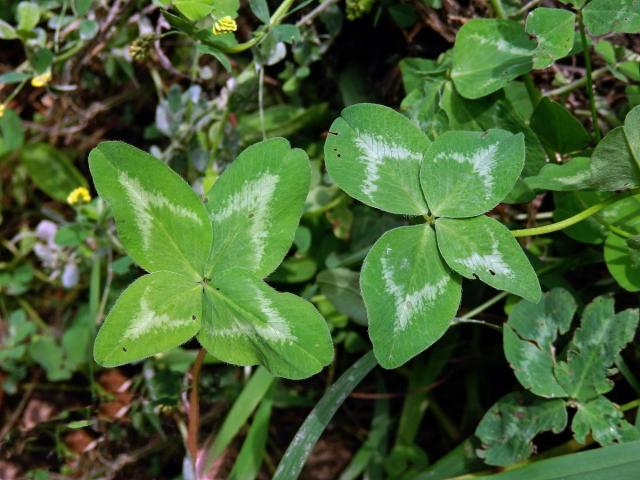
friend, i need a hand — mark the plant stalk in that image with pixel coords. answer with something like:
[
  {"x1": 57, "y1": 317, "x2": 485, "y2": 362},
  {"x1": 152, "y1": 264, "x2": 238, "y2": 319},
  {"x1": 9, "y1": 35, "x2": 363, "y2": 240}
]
[
  {"x1": 187, "y1": 348, "x2": 207, "y2": 470},
  {"x1": 577, "y1": 9, "x2": 601, "y2": 141}
]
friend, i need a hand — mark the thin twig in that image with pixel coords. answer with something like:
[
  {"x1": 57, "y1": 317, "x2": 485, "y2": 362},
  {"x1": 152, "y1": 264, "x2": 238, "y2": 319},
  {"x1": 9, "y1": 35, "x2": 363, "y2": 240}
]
[{"x1": 187, "y1": 348, "x2": 207, "y2": 471}]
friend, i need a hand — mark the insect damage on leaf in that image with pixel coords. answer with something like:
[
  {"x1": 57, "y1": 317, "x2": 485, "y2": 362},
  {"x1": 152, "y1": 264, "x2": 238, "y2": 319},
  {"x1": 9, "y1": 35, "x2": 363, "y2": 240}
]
[{"x1": 457, "y1": 235, "x2": 512, "y2": 277}]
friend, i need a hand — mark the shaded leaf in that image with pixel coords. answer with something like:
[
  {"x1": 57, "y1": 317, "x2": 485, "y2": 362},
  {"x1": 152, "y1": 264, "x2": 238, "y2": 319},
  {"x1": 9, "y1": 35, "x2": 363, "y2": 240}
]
[
  {"x1": 529, "y1": 98, "x2": 590, "y2": 154},
  {"x1": 526, "y1": 8, "x2": 575, "y2": 69},
  {"x1": 583, "y1": 0, "x2": 640, "y2": 35},
  {"x1": 573, "y1": 396, "x2": 639, "y2": 446},
  {"x1": 526, "y1": 157, "x2": 593, "y2": 191}
]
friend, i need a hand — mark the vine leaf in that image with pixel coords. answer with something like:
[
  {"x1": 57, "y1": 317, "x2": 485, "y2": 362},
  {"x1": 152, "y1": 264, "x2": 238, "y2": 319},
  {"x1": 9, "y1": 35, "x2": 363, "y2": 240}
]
[
  {"x1": 526, "y1": 157, "x2": 593, "y2": 192},
  {"x1": 420, "y1": 129, "x2": 525, "y2": 218},
  {"x1": 197, "y1": 268, "x2": 334, "y2": 380},
  {"x1": 435, "y1": 215, "x2": 541, "y2": 303},
  {"x1": 89, "y1": 141, "x2": 213, "y2": 278},
  {"x1": 572, "y1": 396, "x2": 640, "y2": 446},
  {"x1": 476, "y1": 392, "x2": 568, "y2": 466},
  {"x1": 503, "y1": 289, "x2": 577, "y2": 398},
  {"x1": 529, "y1": 98, "x2": 591, "y2": 154},
  {"x1": 451, "y1": 19, "x2": 535, "y2": 99},
  {"x1": 360, "y1": 225, "x2": 461, "y2": 369},
  {"x1": 324, "y1": 103, "x2": 431, "y2": 216},
  {"x1": 205, "y1": 138, "x2": 310, "y2": 278},
  {"x1": 94, "y1": 271, "x2": 202, "y2": 367},
  {"x1": 604, "y1": 221, "x2": 640, "y2": 292},
  {"x1": 526, "y1": 7, "x2": 576, "y2": 69},
  {"x1": 554, "y1": 295, "x2": 639, "y2": 402},
  {"x1": 591, "y1": 106, "x2": 640, "y2": 191}
]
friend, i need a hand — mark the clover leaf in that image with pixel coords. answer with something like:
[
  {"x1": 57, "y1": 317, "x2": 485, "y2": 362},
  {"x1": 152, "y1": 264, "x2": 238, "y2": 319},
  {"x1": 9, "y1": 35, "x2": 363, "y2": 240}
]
[
  {"x1": 324, "y1": 103, "x2": 540, "y2": 368},
  {"x1": 90, "y1": 139, "x2": 333, "y2": 380}
]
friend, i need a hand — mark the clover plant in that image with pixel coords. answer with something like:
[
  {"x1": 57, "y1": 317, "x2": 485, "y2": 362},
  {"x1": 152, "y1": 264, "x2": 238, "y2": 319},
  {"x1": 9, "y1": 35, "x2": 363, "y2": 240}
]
[
  {"x1": 89, "y1": 138, "x2": 333, "y2": 379},
  {"x1": 324, "y1": 103, "x2": 541, "y2": 368}
]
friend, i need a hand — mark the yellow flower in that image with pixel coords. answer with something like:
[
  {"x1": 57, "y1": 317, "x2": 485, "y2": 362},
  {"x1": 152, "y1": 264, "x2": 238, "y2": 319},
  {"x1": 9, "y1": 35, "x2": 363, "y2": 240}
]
[
  {"x1": 0, "y1": 103, "x2": 5, "y2": 118},
  {"x1": 212, "y1": 16, "x2": 237, "y2": 35},
  {"x1": 31, "y1": 70, "x2": 52, "y2": 88},
  {"x1": 67, "y1": 187, "x2": 91, "y2": 206}
]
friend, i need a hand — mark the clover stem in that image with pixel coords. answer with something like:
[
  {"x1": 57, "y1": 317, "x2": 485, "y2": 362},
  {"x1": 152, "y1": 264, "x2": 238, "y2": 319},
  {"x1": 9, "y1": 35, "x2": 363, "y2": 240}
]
[
  {"x1": 488, "y1": 0, "x2": 506, "y2": 19},
  {"x1": 577, "y1": 9, "x2": 601, "y2": 142},
  {"x1": 187, "y1": 348, "x2": 207, "y2": 470},
  {"x1": 511, "y1": 189, "x2": 640, "y2": 238}
]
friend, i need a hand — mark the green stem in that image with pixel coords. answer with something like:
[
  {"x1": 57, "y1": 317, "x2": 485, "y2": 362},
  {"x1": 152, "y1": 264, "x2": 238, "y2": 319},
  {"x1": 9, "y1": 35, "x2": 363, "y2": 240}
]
[
  {"x1": 3, "y1": 79, "x2": 28, "y2": 105},
  {"x1": 522, "y1": 74, "x2": 541, "y2": 105},
  {"x1": 577, "y1": 9, "x2": 601, "y2": 141},
  {"x1": 489, "y1": 0, "x2": 506, "y2": 19},
  {"x1": 511, "y1": 190, "x2": 640, "y2": 238},
  {"x1": 545, "y1": 67, "x2": 608, "y2": 97}
]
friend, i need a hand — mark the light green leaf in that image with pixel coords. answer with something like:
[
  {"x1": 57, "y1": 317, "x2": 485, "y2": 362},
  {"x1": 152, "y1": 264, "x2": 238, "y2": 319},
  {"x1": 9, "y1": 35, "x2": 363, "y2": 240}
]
[
  {"x1": 451, "y1": 19, "x2": 535, "y2": 99},
  {"x1": 503, "y1": 289, "x2": 577, "y2": 398},
  {"x1": 421, "y1": 130, "x2": 525, "y2": 218},
  {"x1": 476, "y1": 393, "x2": 568, "y2": 467},
  {"x1": 17, "y1": 2, "x2": 40, "y2": 31},
  {"x1": 573, "y1": 396, "x2": 639, "y2": 446},
  {"x1": 324, "y1": 103, "x2": 431, "y2": 215},
  {"x1": 211, "y1": 0, "x2": 240, "y2": 18},
  {"x1": 89, "y1": 141, "x2": 212, "y2": 278},
  {"x1": 197, "y1": 268, "x2": 333, "y2": 379},
  {"x1": 317, "y1": 268, "x2": 368, "y2": 326},
  {"x1": 583, "y1": 0, "x2": 640, "y2": 35},
  {"x1": 173, "y1": 0, "x2": 215, "y2": 21},
  {"x1": 554, "y1": 295, "x2": 639, "y2": 401},
  {"x1": 526, "y1": 157, "x2": 593, "y2": 191},
  {"x1": 591, "y1": 106, "x2": 640, "y2": 191},
  {"x1": 22, "y1": 143, "x2": 86, "y2": 202},
  {"x1": 526, "y1": 8, "x2": 576, "y2": 69},
  {"x1": 361, "y1": 225, "x2": 461, "y2": 369},
  {"x1": 205, "y1": 138, "x2": 309, "y2": 278},
  {"x1": 605, "y1": 224, "x2": 640, "y2": 292},
  {"x1": 0, "y1": 19, "x2": 17, "y2": 40},
  {"x1": 93, "y1": 271, "x2": 202, "y2": 367},
  {"x1": 435, "y1": 216, "x2": 541, "y2": 302},
  {"x1": 529, "y1": 98, "x2": 591, "y2": 154}
]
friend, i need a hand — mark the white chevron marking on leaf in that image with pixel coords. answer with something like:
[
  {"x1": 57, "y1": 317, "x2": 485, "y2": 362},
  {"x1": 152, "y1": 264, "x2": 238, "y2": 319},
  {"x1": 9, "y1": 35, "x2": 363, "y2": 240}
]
[
  {"x1": 119, "y1": 172, "x2": 203, "y2": 248},
  {"x1": 354, "y1": 132, "x2": 422, "y2": 199},
  {"x1": 124, "y1": 288, "x2": 192, "y2": 340},
  {"x1": 556, "y1": 171, "x2": 590, "y2": 185},
  {"x1": 211, "y1": 174, "x2": 279, "y2": 265},
  {"x1": 469, "y1": 34, "x2": 533, "y2": 56},
  {"x1": 457, "y1": 230, "x2": 512, "y2": 277},
  {"x1": 381, "y1": 250, "x2": 449, "y2": 333},
  {"x1": 434, "y1": 143, "x2": 498, "y2": 198}
]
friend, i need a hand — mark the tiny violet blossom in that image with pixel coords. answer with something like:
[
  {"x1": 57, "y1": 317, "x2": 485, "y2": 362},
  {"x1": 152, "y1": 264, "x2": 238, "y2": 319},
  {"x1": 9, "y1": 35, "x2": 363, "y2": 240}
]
[
  {"x1": 212, "y1": 16, "x2": 237, "y2": 35},
  {"x1": 31, "y1": 70, "x2": 52, "y2": 88},
  {"x1": 67, "y1": 187, "x2": 92, "y2": 206}
]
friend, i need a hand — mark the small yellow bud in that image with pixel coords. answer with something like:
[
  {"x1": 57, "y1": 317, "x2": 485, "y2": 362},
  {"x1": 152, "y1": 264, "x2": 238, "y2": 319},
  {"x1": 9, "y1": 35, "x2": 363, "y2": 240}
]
[
  {"x1": 67, "y1": 187, "x2": 92, "y2": 206},
  {"x1": 0, "y1": 103, "x2": 5, "y2": 118},
  {"x1": 212, "y1": 16, "x2": 237, "y2": 36},
  {"x1": 31, "y1": 70, "x2": 52, "y2": 88}
]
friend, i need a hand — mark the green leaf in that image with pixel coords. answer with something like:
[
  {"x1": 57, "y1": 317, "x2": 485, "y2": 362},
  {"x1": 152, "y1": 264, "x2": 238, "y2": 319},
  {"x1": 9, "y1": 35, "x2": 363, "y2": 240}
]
[
  {"x1": 22, "y1": 143, "x2": 86, "y2": 202},
  {"x1": 554, "y1": 295, "x2": 639, "y2": 401},
  {"x1": 0, "y1": 108, "x2": 25, "y2": 154},
  {"x1": 89, "y1": 141, "x2": 212, "y2": 278},
  {"x1": 317, "y1": 268, "x2": 368, "y2": 326},
  {"x1": 361, "y1": 225, "x2": 461, "y2": 369},
  {"x1": 451, "y1": 19, "x2": 535, "y2": 99},
  {"x1": 93, "y1": 271, "x2": 202, "y2": 367},
  {"x1": 196, "y1": 44, "x2": 231, "y2": 72},
  {"x1": 421, "y1": 130, "x2": 525, "y2": 218},
  {"x1": 503, "y1": 289, "x2": 577, "y2": 398},
  {"x1": 17, "y1": 2, "x2": 40, "y2": 31},
  {"x1": 529, "y1": 98, "x2": 590, "y2": 154},
  {"x1": 200, "y1": 367, "x2": 274, "y2": 471},
  {"x1": 197, "y1": 268, "x2": 333, "y2": 379},
  {"x1": 573, "y1": 396, "x2": 639, "y2": 446},
  {"x1": 249, "y1": 0, "x2": 270, "y2": 23},
  {"x1": 473, "y1": 441, "x2": 640, "y2": 479},
  {"x1": 476, "y1": 393, "x2": 568, "y2": 467},
  {"x1": 228, "y1": 400, "x2": 273, "y2": 480},
  {"x1": 525, "y1": 157, "x2": 593, "y2": 191},
  {"x1": 526, "y1": 8, "x2": 575, "y2": 69},
  {"x1": 324, "y1": 103, "x2": 431, "y2": 215},
  {"x1": 173, "y1": 0, "x2": 215, "y2": 21},
  {"x1": 211, "y1": 0, "x2": 240, "y2": 18},
  {"x1": 605, "y1": 224, "x2": 640, "y2": 292},
  {"x1": 0, "y1": 19, "x2": 17, "y2": 40},
  {"x1": 205, "y1": 138, "x2": 310, "y2": 278},
  {"x1": 591, "y1": 106, "x2": 640, "y2": 191},
  {"x1": 583, "y1": 0, "x2": 640, "y2": 35},
  {"x1": 273, "y1": 351, "x2": 378, "y2": 479},
  {"x1": 435, "y1": 216, "x2": 541, "y2": 302}
]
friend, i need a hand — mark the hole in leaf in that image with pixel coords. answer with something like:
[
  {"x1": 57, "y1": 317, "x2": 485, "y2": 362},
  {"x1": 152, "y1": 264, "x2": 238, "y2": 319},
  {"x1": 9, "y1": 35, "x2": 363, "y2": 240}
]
[
  {"x1": 337, "y1": 153, "x2": 341, "y2": 158},
  {"x1": 472, "y1": 273, "x2": 479, "y2": 280},
  {"x1": 122, "y1": 347, "x2": 127, "y2": 352},
  {"x1": 192, "y1": 315, "x2": 196, "y2": 320},
  {"x1": 328, "y1": 131, "x2": 339, "y2": 136},
  {"x1": 489, "y1": 269, "x2": 496, "y2": 276}
]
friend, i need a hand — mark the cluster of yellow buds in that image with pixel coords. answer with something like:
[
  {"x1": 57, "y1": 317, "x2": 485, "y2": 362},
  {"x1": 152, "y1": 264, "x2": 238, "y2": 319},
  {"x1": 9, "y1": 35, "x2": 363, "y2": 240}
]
[
  {"x1": 67, "y1": 186, "x2": 92, "y2": 206},
  {"x1": 31, "y1": 70, "x2": 52, "y2": 88},
  {"x1": 129, "y1": 34, "x2": 155, "y2": 63},
  {"x1": 212, "y1": 16, "x2": 237, "y2": 35},
  {"x1": 0, "y1": 103, "x2": 5, "y2": 118},
  {"x1": 346, "y1": 0, "x2": 374, "y2": 21}
]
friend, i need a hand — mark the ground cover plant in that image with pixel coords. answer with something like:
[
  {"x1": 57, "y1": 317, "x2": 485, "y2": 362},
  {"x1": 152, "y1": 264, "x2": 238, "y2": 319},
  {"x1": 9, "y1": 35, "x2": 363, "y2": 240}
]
[{"x1": 1, "y1": 0, "x2": 640, "y2": 478}]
